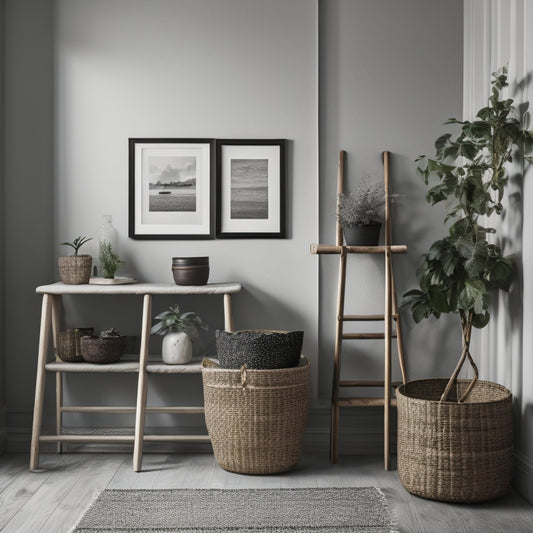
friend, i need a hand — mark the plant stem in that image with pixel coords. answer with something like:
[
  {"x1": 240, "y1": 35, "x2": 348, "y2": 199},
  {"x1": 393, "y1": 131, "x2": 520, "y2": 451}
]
[{"x1": 440, "y1": 312, "x2": 478, "y2": 402}]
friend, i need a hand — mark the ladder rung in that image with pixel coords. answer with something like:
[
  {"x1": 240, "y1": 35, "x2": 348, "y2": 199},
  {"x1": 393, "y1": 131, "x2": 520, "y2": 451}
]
[
  {"x1": 342, "y1": 314, "x2": 399, "y2": 321},
  {"x1": 342, "y1": 333, "x2": 397, "y2": 340},
  {"x1": 336, "y1": 397, "x2": 398, "y2": 408},
  {"x1": 311, "y1": 244, "x2": 407, "y2": 255},
  {"x1": 340, "y1": 380, "x2": 384, "y2": 387},
  {"x1": 339, "y1": 380, "x2": 403, "y2": 388}
]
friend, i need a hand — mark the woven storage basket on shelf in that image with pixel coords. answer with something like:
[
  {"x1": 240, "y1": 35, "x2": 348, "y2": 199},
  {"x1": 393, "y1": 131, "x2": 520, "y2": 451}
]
[
  {"x1": 56, "y1": 328, "x2": 94, "y2": 362},
  {"x1": 80, "y1": 335, "x2": 126, "y2": 364},
  {"x1": 202, "y1": 357, "x2": 310, "y2": 474},
  {"x1": 215, "y1": 329, "x2": 303, "y2": 369},
  {"x1": 396, "y1": 378, "x2": 513, "y2": 503}
]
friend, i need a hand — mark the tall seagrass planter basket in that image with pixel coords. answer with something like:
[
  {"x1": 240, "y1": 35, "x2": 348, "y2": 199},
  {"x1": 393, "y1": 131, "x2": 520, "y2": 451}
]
[
  {"x1": 202, "y1": 357, "x2": 310, "y2": 474},
  {"x1": 396, "y1": 378, "x2": 513, "y2": 503}
]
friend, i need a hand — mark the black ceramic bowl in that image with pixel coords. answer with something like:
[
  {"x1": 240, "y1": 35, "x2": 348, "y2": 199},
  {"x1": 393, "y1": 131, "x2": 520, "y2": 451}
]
[{"x1": 172, "y1": 256, "x2": 209, "y2": 286}]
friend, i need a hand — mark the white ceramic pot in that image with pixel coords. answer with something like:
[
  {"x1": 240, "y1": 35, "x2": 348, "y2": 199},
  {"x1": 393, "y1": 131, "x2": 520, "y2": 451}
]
[{"x1": 162, "y1": 331, "x2": 192, "y2": 364}]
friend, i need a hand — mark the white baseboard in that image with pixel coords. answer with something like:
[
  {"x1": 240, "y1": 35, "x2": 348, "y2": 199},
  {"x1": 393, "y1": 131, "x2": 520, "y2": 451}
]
[{"x1": 6, "y1": 406, "x2": 396, "y2": 457}]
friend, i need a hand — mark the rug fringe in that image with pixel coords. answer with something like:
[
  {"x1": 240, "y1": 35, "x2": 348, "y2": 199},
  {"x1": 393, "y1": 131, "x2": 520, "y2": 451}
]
[{"x1": 376, "y1": 487, "x2": 399, "y2": 533}]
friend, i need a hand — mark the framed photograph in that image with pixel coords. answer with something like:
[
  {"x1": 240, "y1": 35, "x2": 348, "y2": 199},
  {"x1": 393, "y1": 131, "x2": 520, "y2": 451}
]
[
  {"x1": 129, "y1": 138, "x2": 214, "y2": 239},
  {"x1": 216, "y1": 139, "x2": 286, "y2": 238}
]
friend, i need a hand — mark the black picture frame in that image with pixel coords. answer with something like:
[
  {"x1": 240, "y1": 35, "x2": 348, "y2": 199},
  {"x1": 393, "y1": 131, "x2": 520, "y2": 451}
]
[
  {"x1": 129, "y1": 138, "x2": 214, "y2": 240},
  {"x1": 215, "y1": 139, "x2": 286, "y2": 238}
]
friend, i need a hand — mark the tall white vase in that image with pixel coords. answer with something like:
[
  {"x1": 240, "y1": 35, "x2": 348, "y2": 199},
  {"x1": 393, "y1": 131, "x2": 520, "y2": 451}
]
[{"x1": 162, "y1": 331, "x2": 192, "y2": 364}]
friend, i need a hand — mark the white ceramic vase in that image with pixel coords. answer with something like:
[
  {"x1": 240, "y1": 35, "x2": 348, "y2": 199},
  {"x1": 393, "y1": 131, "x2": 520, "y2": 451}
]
[{"x1": 162, "y1": 331, "x2": 192, "y2": 364}]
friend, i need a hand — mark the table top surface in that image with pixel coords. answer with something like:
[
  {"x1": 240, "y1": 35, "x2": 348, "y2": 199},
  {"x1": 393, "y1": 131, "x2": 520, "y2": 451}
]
[{"x1": 36, "y1": 282, "x2": 242, "y2": 296}]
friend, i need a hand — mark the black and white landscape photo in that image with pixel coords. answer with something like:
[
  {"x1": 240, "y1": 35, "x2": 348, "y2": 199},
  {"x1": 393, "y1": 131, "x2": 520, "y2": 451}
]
[
  {"x1": 148, "y1": 155, "x2": 197, "y2": 212},
  {"x1": 230, "y1": 158, "x2": 268, "y2": 219}
]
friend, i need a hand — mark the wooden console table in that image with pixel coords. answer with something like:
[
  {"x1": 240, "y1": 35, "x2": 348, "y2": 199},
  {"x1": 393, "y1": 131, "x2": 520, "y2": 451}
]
[{"x1": 30, "y1": 282, "x2": 242, "y2": 472}]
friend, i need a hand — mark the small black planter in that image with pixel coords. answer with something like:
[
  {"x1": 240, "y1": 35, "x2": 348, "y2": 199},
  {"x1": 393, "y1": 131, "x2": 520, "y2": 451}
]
[
  {"x1": 172, "y1": 256, "x2": 209, "y2": 285},
  {"x1": 342, "y1": 223, "x2": 381, "y2": 246}
]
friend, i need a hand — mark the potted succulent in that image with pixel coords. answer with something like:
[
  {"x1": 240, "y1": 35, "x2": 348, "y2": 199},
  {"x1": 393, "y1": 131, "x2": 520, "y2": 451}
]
[
  {"x1": 151, "y1": 304, "x2": 208, "y2": 364},
  {"x1": 400, "y1": 68, "x2": 533, "y2": 502},
  {"x1": 337, "y1": 175, "x2": 384, "y2": 245},
  {"x1": 58, "y1": 236, "x2": 93, "y2": 285},
  {"x1": 99, "y1": 241, "x2": 125, "y2": 279}
]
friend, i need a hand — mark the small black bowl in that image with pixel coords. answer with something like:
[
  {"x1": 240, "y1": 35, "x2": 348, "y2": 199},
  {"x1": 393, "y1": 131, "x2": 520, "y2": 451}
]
[{"x1": 172, "y1": 256, "x2": 209, "y2": 286}]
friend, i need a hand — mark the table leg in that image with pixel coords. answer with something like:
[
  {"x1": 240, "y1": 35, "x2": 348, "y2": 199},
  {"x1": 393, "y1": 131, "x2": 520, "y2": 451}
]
[
  {"x1": 30, "y1": 294, "x2": 53, "y2": 471},
  {"x1": 52, "y1": 296, "x2": 63, "y2": 454},
  {"x1": 223, "y1": 293, "x2": 234, "y2": 332},
  {"x1": 133, "y1": 294, "x2": 152, "y2": 472}
]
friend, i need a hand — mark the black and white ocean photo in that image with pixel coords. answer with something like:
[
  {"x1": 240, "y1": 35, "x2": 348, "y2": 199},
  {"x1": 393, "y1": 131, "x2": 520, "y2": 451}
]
[
  {"x1": 230, "y1": 158, "x2": 268, "y2": 219},
  {"x1": 148, "y1": 155, "x2": 197, "y2": 212}
]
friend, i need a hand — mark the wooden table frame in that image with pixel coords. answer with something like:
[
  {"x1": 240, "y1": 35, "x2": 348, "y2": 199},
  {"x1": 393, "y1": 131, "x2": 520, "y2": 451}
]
[{"x1": 30, "y1": 282, "x2": 241, "y2": 472}]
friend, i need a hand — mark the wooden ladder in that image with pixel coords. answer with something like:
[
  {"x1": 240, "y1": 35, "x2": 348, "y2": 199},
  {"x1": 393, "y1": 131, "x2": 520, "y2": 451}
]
[{"x1": 311, "y1": 150, "x2": 407, "y2": 470}]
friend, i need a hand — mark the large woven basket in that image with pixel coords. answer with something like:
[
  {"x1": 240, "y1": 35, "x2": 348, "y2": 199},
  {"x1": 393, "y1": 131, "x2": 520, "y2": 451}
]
[
  {"x1": 215, "y1": 329, "x2": 303, "y2": 369},
  {"x1": 396, "y1": 378, "x2": 513, "y2": 503},
  {"x1": 202, "y1": 357, "x2": 310, "y2": 474},
  {"x1": 57, "y1": 328, "x2": 94, "y2": 362}
]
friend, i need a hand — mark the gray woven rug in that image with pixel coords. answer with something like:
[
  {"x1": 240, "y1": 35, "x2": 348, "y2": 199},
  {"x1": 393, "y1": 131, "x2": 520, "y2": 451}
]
[{"x1": 73, "y1": 487, "x2": 397, "y2": 532}]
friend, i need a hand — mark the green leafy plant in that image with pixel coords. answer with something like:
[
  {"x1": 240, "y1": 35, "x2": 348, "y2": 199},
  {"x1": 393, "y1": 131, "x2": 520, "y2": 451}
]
[
  {"x1": 403, "y1": 67, "x2": 533, "y2": 402},
  {"x1": 99, "y1": 242, "x2": 125, "y2": 279},
  {"x1": 60, "y1": 236, "x2": 92, "y2": 256},
  {"x1": 337, "y1": 176, "x2": 384, "y2": 227},
  {"x1": 151, "y1": 304, "x2": 208, "y2": 338}
]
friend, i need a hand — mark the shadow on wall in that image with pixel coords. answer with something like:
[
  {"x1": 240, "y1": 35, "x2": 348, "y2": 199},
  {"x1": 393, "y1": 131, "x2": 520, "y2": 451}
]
[
  {"x1": 389, "y1": 153, "x2": 462, "y2": 380},
  {"x1": 232, "y1": 285, "x2": 309, "y2": 333}
]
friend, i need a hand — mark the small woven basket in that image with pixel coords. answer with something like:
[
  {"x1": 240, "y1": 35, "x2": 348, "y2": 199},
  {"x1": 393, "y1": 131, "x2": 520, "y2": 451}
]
[
  {"x1": 57, "y1": 328, "x2": 94, "y2": 362},
  {"x1": 215, "y1": 329, "x2": 303, "y2": 369},
  {"x1": 396, "y1": 378, "x2": 513, "y2": 503},
  {"x1": 80, "y1": 335, "x2": 126, "y2": 364},
  {"x1": 202, "y1": 357, "x2": 310, "y2": 474},
  {"x1": 58, "y1": 255, "x2": 92, "y2": 285}
]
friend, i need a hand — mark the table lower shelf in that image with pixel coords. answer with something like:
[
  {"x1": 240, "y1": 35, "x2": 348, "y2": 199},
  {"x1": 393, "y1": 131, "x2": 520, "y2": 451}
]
[
  {"x1": 45, "y1": 357, "x2": 212, "y2": 373},
  {"x1": 39, "y1": 434, "x2": 210, "y2": 443}
]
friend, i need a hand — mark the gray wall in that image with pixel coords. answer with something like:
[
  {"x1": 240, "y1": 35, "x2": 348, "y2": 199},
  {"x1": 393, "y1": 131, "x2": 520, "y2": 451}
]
[
  {"x1": 0, "y1": 0, "x2": 5, "y2": 454},
  {"x1": 318, "y1": 0, "x2": 464, "y2": 401},
  {"x1": 3, "y1": 0, "x2": 55, "y2": 447},
  {"x1": 3, "y1": 1, "x2": 464, "y2": 455}
]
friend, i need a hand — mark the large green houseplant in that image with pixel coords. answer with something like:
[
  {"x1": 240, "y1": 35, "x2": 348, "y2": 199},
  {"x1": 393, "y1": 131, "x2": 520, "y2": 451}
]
[{"x1": 398, "y1": 68, "x2": 533, "y2": 503}]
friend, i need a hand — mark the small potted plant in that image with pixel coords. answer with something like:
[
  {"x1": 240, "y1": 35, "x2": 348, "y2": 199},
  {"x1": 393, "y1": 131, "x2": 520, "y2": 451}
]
[
  {"x1": 58, "y1": 236, "x2": 93, "y2": 285},
  {"x1": 151, "y1": 304, "x2": 208, "y2": 364},
  {"x1": 337, "y1": 175, "x2": 384, "y2": 245},
  {"x1": 80, "y1": 328, "x2": 126, "y2": 364},
  {"x1": 99, "y1": 241, "x2": 125, "y2": 279}
]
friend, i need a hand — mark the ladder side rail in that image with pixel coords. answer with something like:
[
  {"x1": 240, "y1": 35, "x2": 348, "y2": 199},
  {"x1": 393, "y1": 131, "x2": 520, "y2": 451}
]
[
  {"x1": 336, "y1": 150, "x2": 345, "y2": 247},
  {"x1": 383, "y1": 150, "x2": 407, "y2": 385}
]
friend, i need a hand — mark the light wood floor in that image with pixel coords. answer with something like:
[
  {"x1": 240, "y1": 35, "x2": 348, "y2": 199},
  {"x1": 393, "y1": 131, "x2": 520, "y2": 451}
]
[{"x1": 1, "y1": 451, "x2": 533, "y2": 532}]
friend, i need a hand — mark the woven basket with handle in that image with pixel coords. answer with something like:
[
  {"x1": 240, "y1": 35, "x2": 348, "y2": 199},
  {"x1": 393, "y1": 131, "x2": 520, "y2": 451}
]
[
  {"x1": 396, "y1": 378, "x2": 513, "y2": 503},
  {"x1": 202, "y1": 357, "x2": 310, "y2": 474}
]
